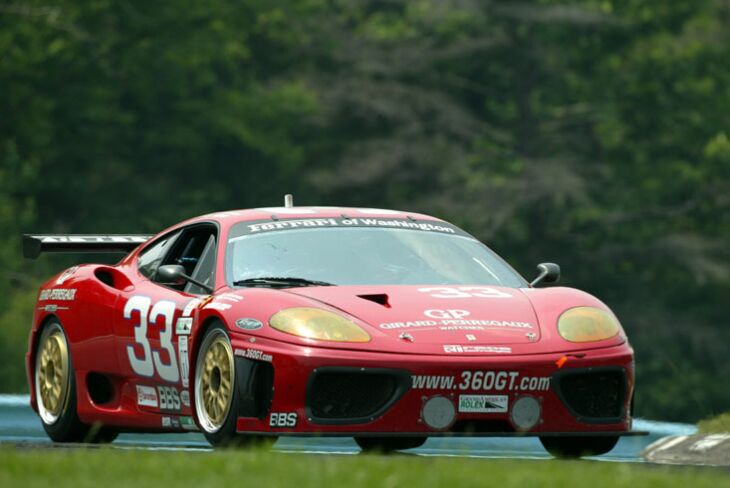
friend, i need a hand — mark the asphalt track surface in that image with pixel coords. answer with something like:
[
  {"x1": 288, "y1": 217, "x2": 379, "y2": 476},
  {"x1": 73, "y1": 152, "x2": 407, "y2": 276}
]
[{"x1": 0, "y1": 395, "x2": 696, "y2": 461}]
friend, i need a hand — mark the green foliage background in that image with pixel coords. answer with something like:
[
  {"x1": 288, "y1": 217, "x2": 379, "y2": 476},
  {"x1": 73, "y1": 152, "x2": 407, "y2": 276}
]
[{"x1": 1, "y1": 0, "x2": 728, "y2": 422}]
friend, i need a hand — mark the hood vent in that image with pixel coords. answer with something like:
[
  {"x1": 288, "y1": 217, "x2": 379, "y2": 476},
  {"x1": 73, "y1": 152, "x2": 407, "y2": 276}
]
[{"x1": 357, "y1": 293, "x2": 390, "y2": 308}]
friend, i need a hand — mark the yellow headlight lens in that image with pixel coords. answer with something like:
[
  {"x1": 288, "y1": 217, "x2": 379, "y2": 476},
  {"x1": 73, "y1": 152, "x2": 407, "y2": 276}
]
[
  {"x1": 269, "y1": 308, "x2": 371, "y2": 343},
  {"x1": 558, "y1": 307, "x2": 620, "y2": 343}
]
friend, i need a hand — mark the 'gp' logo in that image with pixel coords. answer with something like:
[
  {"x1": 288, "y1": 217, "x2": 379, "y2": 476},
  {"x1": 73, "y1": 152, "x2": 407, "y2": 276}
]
[{"x1": 424, "y1": 309, "x2": 471, "y2": 319}]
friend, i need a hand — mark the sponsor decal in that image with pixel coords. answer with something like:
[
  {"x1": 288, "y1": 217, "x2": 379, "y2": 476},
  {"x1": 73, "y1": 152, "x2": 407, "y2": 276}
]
[
  {"x1": 235, "y1": 318, "x2": 263, "y2": 331},
  {"x1": 176, "y1": 317, "x2": 193, "y2": 336},
  {"x1": 458, "y1": 395, "x2": 508, "y2": 413},
  {"x1": 38, "y1": 304, "x2": 69, "y2": 313},
  {"x1": 215, "y1": 293, "x2": 243, "y2": 303},
  {"x1": 178, "y1": 336, "x2": 189, "y2": 388},
  {"x1": 157, "y1": 386, "x2": 181, "y2": 411},
  {"x1": 39, "y1": 289, "x2": 77, "y2": 301},
  {"x1": 412, "y1": 371, "x2": 551, "y2": 392},
  {"x1": 247, "y1": 218, "x2": 456, "y2": 234},
  {"x1": 381, "y1": 320, "x2": 532, "y2": 330},
  {"x1": 56, "y1": 266, "x2": 79, "y2": 285},
  {"x1": 136, "y1": 385, "x2": 158, "y2": 407},
  {"x1": 380, "y1": 320, "x2": 437, "y2": 330},
  {"x1": 418, "y1": 287, "x2": 512, "y2": 299},
  {"x1": 445, "y1": 320, "x2": 532, "y2": 329},
  {"x1": 182, "y1": 298, "x2": 203, "y2": 317},
  {"x1": 439, "y1": 325, "x2": 486, "y2": 331},
  {"x1": 424, "y1": 309, "x2": 471, "y2": 319},
  {"x1": 203, "y1": 302, "x2": 231, "y2": 311},
  {"x1": 180, "y1": 416, "x2": 197, "y2": 431},
  {"x1": 230, "y1": 217, "x2": 468, "y2": 238},
  {"x1": 269, "y1": 412, "x2": 297, "y2": 428},
  {"x1": 38, "y1": 235, "x2": 148, "y2": 244},
  {"x1": 180, "y1": 390, "x2": 190, "y2": 407},
  {"x1": 235, "y1": 348, "x2": 272, "y2": 362},
  {"x1": 379, "y1": 309, "x2": 533, "y2": 330},
  {"x1": 249, "y1": 218, "x2": 338, "y2": 233},
  {"x1": 161, "y1": 416, "x2": 182, "y2": 429},
  {"x1": 443, "y1": 345, "x2": 512, "y2": 354}
]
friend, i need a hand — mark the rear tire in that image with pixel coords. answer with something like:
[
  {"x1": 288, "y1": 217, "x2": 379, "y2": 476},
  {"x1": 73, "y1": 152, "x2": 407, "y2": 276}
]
[
  {"x1": 355, "y1": 436, "x2": 427, "y2": 453},
  {"x1": 35, "y1": 321, "x2": 118, "y2": 443},
  {"x1": 539, "y1": 436, "x2": 619, "y2": 458}
]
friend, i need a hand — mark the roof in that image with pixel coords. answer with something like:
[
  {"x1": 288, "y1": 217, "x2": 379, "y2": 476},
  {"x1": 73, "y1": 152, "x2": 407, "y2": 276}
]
[{"x1": 194, "y1": 206, "x2": 444, "y2": 224}]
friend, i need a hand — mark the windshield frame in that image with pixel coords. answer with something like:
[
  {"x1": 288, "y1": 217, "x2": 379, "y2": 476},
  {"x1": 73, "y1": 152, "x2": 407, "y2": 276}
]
[{"x1": 224, "y1": 217, "x2": 528, "y2": 289}]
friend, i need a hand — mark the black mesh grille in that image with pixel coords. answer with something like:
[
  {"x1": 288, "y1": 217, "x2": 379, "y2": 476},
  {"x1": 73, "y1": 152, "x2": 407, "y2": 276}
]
[
  {"x1": 557, "y1": 369, "x2": 626, "y2": 420},
  {"x1": 307, "y1": 369, "x2": 407, "y2": 423}
]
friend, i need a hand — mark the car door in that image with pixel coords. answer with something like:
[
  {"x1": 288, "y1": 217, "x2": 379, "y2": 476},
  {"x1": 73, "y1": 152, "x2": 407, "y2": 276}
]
[{"x1": 114, "y1": 224, "x2": 218, "y2": 420}]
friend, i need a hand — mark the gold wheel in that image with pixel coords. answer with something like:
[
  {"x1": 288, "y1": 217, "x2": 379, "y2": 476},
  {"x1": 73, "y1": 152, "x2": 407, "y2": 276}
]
[
  {"x1": 35, "y1": 324, "x2": 70, "y2": 425},
  {"x1": 195, "y1": 329, "x2": 234, "y2": 433}
]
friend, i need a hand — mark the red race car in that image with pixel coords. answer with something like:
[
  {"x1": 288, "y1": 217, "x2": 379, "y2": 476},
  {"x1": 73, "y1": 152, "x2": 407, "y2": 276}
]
[{"x1": 23, "y1": 201, "x2": 642, "y2": 456}]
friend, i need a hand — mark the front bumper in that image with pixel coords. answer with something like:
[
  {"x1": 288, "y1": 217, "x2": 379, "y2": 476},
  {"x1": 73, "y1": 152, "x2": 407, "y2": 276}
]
[{"x1": 230, "y1": 335, "x2": 637, "y2": 436}]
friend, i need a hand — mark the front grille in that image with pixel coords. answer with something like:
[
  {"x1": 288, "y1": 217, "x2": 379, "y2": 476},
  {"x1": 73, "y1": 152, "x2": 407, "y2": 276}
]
[
  {"x1": 555, "y1": 368, "x2": 627, "y2": 422},
  {"x1": 306, "y1": 368, "x2": 410, "y2": 424}
]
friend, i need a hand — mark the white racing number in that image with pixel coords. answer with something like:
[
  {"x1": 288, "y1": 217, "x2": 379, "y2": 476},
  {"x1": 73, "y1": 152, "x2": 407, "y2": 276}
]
[
  {"x1": 125, "y1": 296, "x2": 180, "y2": 383},
  {"x1": 418, "y1": 287, "x2": 512, "y2": 299}
]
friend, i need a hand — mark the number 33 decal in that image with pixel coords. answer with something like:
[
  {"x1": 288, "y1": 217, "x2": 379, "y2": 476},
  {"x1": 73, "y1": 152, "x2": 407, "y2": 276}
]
[{"x1": 125, "y1": 296, "x2": 179, "y2": 382}]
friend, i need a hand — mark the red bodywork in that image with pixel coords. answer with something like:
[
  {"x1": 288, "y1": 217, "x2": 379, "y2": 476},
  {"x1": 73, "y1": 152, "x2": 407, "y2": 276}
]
[{"x1": 26, "y1": 207, "x2": 635, "y2": 436}]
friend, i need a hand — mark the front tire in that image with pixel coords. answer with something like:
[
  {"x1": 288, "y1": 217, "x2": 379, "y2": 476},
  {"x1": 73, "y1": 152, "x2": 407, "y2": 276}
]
[
  {"x1": 34, "y1": 321, "x2": 117, "y2": 443},
  {"x1": 355, "y1": 436, "x2": 427, "y2": 453},
  {"x1": 539, "y1": 436, "x2": 619, "y2": 458},
  {"x1": 194, "y1": 323, "x2": 242, "y2": 447}
]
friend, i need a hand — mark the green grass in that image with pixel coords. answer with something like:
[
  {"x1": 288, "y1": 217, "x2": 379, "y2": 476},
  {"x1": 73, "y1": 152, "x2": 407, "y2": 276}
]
[
  {"x1": 0, "y1": 447, "x2": 727, "y2": 488},
  {"x1": 698, "y1": 412, "x2": 730, "y2": 434}
]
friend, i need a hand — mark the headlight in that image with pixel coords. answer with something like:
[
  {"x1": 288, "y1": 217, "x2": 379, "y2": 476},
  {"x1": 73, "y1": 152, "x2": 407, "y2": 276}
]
[
  {"x1": 557, "y1": 307, "x2": 620, "y2": 343},
  {"x1": 270, "y1": 308, "x2": 371, "y2": 342}
]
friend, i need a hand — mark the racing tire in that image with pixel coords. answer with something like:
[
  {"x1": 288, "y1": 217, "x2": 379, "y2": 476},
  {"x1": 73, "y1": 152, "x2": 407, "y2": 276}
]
[
  {"x1": 194, "y1": 322, "x2": 252, "y2": 448},
  {"x1": 539, "y1": 435, "x2": 619, "y2": 459},
  {"x1": 35, "y1": 321, "x2": 118, "y2": 443},
  {"x1": 355, "y1": 436, "x2": 427, "y2": 453}
]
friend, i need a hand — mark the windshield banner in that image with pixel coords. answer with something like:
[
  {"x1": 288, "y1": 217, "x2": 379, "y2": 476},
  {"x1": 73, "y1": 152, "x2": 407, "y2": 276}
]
[{"x1": 230, "y1": 217, "x2": 473, "y2": 238}]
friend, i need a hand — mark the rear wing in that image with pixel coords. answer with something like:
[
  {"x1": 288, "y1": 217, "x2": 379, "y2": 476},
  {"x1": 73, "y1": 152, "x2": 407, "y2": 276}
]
[{"x1": 22, "y1": 234, "x2": 152, "y2": 259}]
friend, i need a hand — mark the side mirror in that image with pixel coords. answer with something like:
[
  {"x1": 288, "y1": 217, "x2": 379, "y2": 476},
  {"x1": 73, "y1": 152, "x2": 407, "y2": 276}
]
[
  {"x1": 156, "y1": 264, "x2": 213, "y2": 293},
  {"x1": 156, "y1": 264, "x2": 187, "y2": 285},
  {"x1": 530, "y1": 262, "x2": 560, "y2": 287}
]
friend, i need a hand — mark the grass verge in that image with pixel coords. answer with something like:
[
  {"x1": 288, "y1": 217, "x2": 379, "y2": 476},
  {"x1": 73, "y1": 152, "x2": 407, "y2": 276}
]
[
  {"x1": 698, "y1": 412, "x2": 730, "y2": 434},
  {"x1": 0, "y1": 446, "x2": 728, "y2": 488}
]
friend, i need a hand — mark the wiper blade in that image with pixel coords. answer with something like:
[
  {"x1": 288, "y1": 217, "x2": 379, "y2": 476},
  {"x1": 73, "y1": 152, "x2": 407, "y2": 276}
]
[{"x1": 233, "y1": 277, "x2": 334, "y2": 288}]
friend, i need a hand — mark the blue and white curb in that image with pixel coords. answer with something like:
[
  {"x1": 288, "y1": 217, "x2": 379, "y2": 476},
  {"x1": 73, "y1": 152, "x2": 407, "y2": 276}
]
[
  {"x1": 0, "y1": 395, "x2": 30, "y2": 407},
  {"x1": 643, "y1": 433, "x2": 730, "y2": 466}
]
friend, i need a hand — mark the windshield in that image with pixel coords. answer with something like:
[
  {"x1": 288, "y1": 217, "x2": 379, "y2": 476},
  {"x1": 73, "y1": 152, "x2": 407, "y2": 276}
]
[{"x1": 226, "y1": 219, "x2": 525, "y2": 288}]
